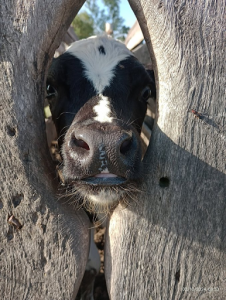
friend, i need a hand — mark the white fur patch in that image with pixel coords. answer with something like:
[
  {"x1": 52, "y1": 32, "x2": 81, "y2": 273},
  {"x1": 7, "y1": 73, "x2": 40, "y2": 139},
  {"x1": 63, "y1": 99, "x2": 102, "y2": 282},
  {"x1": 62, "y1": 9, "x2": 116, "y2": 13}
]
[
  {"x1": 101, "y1": 168, "x2": 110, "y2": 174},
  {"x1": 93, "y1": 95, "x2": 113, "y2": 123},
  {"x1": 89, "y1": 189, "x2": 123, "y2": 204},
  {"x1": 67, "y1": 35, "x2": 132, "y2": 93}
]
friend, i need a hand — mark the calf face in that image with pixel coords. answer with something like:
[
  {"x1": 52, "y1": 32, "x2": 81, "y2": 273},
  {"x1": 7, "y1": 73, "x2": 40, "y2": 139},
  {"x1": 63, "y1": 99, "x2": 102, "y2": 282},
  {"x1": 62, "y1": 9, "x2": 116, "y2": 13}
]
[{"x1": 46, "y1": 35, "x2": 155, "y2": 208}]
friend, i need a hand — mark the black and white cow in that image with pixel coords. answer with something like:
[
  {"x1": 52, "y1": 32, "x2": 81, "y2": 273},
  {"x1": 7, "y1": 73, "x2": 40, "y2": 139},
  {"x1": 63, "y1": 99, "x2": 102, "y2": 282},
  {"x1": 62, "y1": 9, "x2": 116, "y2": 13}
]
[
  {"x1": 46, "y1": 35, "x2": 155, "y2": 299},
  {"x1": 47, "y1": 35, "x2": 155, "y2": 209}
]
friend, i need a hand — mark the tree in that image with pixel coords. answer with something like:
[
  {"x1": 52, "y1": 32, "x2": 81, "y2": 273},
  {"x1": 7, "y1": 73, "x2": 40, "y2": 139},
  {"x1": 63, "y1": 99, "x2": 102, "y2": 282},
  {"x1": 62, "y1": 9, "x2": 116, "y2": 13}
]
[
  {"x1": 72, "y1": 0, "x2": 129, "y2": 40},
  {"x1": 101, "y1": 0, "x2": 129, "y2": 39},
  {"x1": 72, "y1": 11, "x2": 94, "y2": 39},
  {"x1": 0, "y1": 0, "x2": 225, "y2": 299}
]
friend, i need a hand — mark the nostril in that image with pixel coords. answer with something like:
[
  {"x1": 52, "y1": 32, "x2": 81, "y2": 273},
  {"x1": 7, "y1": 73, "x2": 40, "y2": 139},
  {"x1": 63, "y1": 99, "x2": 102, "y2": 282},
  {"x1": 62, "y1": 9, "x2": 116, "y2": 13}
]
[
  {"x1": 120, "y1": 138, "x2": 132, "y2": 155},
  {"x1": 71, "y1": 136, "x2": 90, "y2": 150}
]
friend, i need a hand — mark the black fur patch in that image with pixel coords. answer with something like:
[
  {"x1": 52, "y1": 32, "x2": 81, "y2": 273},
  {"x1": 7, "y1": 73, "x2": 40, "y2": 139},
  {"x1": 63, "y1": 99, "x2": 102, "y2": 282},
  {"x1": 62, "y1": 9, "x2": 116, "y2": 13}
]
[{"x1": 98, "y1": 45, "x2": 106, "y2": 55}]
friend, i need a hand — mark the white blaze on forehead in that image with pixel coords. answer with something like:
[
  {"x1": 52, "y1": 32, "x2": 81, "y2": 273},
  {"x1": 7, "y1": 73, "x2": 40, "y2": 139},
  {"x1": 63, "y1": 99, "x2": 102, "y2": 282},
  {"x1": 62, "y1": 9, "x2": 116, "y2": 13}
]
[
  {"x1": 67, "y1": 35, "x2": 132, "y2": 93},
  {"x1": 93, "y1": 94, "x2": 113, "y2": 123}
]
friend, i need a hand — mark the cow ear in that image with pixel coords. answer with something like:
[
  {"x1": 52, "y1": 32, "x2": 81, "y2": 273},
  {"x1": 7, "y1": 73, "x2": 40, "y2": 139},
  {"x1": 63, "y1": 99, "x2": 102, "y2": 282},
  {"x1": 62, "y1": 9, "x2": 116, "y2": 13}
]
[{"x1": 146, "y1": 69, "x2": 156, "y2": 100}]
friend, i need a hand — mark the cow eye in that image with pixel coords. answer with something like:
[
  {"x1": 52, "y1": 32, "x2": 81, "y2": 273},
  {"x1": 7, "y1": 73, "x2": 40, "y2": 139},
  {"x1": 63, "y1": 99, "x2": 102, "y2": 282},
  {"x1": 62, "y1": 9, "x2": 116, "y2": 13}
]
[
  {"x1": 140, "y1": 86, "x2": 151, "y2": 102},
  {"x1": 46, "y1": 84, "x2": 57, "y2": 99}
]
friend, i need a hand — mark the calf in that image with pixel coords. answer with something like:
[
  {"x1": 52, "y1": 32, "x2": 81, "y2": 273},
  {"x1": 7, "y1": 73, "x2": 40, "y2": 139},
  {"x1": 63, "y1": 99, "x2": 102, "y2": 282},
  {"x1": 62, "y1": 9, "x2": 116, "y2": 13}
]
[
  {"x1": 47, "y1": 35, "x2": 155, "y2": 210},
  {"x1": 46, "y1": 35, "x2": 155, "y2": 299}
]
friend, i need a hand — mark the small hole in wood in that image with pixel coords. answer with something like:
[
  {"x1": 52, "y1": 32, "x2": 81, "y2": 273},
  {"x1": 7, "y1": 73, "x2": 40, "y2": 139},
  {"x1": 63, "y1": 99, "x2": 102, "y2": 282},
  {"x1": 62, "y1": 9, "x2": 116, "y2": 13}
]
[
  {"x1": 159, "y1": 177, "x2": 170, "y2": 188},
  {"x1": 7, "y1": 126, "x2": 16, "y2": 137},
  {"x1": 12, "y1": 193, "x2": 24, "y2": 208}
]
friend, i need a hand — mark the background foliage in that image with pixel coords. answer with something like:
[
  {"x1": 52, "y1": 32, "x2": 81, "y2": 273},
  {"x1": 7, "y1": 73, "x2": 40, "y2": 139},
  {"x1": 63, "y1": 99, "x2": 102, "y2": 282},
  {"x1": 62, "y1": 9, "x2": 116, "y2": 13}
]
[{"x1": 72, "y1": 0, "x2": 130, "y2": 40}]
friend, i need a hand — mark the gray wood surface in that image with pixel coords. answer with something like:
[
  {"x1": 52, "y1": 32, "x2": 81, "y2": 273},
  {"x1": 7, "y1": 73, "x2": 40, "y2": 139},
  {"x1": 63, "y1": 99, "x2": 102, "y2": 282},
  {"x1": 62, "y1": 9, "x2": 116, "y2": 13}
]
[
  {"x1": 105, "y1": 0, "x2": 226, "y2": 299},
  {"x1": 0, "y1": 1, "x2": 89, "y2": 299}
]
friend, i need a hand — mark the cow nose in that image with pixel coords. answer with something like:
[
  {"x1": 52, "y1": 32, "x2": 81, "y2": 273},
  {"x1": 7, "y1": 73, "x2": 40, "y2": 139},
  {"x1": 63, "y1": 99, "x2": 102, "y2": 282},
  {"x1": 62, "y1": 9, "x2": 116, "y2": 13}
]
[
  {"x1": 119, "y1": 134, "x2": 133, "y2": 155},
  {"x1": 69, "y1": 131, "x2": 133, "y2": 156},
  {"x1": 71, "y1": 134, "x2": 90, "y2": 151},
  {"x1": 65, "y1": 126, "x2": 141, "y2": 179}
]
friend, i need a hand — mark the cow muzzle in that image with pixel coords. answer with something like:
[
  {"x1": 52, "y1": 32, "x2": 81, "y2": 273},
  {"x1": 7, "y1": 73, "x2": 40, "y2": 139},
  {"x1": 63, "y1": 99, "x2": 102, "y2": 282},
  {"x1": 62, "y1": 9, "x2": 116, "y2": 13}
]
[{"x1": 61, "y1": 122, "x2": 143, "y2": 187}]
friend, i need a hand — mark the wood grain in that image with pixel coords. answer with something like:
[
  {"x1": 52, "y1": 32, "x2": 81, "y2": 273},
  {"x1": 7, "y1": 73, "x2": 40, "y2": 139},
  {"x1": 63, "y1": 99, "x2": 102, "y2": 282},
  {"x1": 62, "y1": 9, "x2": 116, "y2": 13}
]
[
  {"x1": 0, "y1": 1, "x2": 90, "y2": 299},
  {"x1": 105, "y1": 1, "x2": 226, "y2": 299}
]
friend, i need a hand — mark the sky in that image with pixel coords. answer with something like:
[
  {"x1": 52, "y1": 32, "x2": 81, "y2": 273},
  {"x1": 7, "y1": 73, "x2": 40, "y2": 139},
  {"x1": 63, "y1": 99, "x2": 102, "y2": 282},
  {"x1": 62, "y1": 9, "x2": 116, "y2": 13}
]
[
  {"x1": 119, "y1": 1, "x2": 137, "y2": 28},
  {"x1": 82, "y1": 0, "x2": 137, "y2": 29}
]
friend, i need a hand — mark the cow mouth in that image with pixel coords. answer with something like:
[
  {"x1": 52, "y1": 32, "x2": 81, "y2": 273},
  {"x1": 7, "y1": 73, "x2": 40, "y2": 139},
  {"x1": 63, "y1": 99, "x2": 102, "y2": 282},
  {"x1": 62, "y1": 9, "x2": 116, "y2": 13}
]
[
  {"x1": 81, "y1": 173, "x2": 127, "y2": 186},
  {"x1": 63, "y1": 171, "x2": 139, "y2": 207}
]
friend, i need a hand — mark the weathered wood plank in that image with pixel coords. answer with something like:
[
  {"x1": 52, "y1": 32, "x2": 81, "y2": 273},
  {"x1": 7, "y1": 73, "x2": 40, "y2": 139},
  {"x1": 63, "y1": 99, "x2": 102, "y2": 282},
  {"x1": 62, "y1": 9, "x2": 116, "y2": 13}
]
[
  {"x1": 105, "y1": 0, "x2": 226, "y2": 299},
  {"x1": 0, "y1": 1, "x2": 89, "y2": 299}
]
